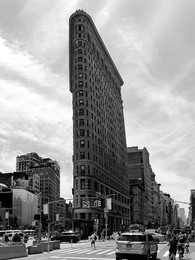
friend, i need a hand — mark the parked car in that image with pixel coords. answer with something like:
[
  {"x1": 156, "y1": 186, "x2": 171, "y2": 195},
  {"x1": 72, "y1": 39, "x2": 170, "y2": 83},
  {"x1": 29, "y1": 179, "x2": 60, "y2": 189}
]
[
  {"x1": 51, "y1": 230, "x2": 80, "y2": 243},
  {"x1": 116, "y1": 232, "x2": 158, "y2": 260},
  {"x1": 145, "y1": 230, "x2": 166, "y2": 243}
]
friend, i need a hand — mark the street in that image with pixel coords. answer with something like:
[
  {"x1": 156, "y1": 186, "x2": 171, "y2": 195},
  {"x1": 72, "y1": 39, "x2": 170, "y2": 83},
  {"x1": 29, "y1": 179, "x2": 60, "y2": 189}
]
[{"x1": 15, "y1": 240, "x2": 195, "y2": 260}]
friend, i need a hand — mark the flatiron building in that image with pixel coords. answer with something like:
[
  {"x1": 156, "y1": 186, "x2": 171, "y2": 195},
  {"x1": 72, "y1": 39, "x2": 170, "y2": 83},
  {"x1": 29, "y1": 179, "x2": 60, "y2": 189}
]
[{"x1": 69, "y1": 10, "x2": 130, "y2": 238}]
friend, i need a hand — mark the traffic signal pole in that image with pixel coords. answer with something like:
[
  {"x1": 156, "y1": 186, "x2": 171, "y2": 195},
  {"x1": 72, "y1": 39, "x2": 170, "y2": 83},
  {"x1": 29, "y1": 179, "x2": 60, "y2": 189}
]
[
  {"x1": 43, "y1": 199, "x2": 64, "y2": 253},
  {"x1": 96, "y1": 193, "x2": 116, "y2": 240}
]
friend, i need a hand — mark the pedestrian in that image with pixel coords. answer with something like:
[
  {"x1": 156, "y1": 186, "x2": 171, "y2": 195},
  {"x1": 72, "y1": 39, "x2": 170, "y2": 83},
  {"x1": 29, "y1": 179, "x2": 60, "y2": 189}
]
[
  {"x1": 90, "y1": 233, "x2": 97, "y2": 249},
  {"x1": 168, "y1": 235, "x2": 178, "y2": 260},
  {"x1": 12, "y1": 233, "x2": 21, "y2": 243}
]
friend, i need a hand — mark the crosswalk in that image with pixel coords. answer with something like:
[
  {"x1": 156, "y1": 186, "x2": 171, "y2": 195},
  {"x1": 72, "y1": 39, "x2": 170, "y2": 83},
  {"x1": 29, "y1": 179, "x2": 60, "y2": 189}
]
[
  {"x1": 58, "y1": 248, "x2": 115, "y2": 256},
  {"x1": 51, "y1": 247, "x2": 191, "y2": 258}
]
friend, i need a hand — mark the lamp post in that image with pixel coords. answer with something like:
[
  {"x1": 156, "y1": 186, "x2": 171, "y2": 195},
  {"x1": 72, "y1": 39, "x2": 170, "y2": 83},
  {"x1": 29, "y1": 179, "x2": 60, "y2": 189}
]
[
  {"x1": 96, "y1": 192, "x2": 116, "y2": 240},
  {"x1": 37, "y1": 192, "x2": 42, "y2": 244},
  {"x1": 43, "y1": 199, "x2": 64, "y2": 253}
]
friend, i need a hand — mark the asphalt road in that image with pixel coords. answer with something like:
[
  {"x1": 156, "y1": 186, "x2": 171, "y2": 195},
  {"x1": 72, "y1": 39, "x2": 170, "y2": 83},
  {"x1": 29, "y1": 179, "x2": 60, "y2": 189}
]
[{"x1": 15, "y1": 239, "x2": 195, "y2": 260}]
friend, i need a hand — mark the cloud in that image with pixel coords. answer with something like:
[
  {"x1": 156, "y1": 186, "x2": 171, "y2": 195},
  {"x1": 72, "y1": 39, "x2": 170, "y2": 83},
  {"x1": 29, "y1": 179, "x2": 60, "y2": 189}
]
[{"x1": 0, "y1": 0, "x2": 194, "y2": 209}]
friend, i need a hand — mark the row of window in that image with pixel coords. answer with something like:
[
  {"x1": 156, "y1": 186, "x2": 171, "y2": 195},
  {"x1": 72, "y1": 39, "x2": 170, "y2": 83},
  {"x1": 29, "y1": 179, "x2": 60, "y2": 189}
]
[
  {"x1": 74, "y1": 36, "x2": 118, "y2": 90},
  {"x1": 74, "y1": 43, "x2": 120, "y2": 99},
  {"x1": 74, "y1": 165, "x2": 129, "y2": 197},
  {"x1": 72, "y1": 31, "x2": 127, "y2": 179}
]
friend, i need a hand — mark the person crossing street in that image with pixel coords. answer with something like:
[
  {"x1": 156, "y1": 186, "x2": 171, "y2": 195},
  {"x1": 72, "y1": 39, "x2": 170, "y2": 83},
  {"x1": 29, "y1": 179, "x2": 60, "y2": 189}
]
[{"x1": 90, "y1": 233, "x2": 97, "y2": 249}]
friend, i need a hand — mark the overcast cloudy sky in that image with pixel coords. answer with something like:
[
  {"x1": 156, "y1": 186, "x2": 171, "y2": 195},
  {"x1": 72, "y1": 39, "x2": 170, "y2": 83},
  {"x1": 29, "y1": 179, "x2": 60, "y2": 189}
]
[{"x1": 0, "y1": 0, "x2": 194, "y2": 214}]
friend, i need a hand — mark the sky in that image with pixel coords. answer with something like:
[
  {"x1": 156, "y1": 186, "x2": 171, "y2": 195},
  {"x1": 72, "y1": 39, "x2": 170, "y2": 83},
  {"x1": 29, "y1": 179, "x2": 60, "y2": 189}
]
[{"x1": 0, "y1": 0, "x2": 194, "y2": 215}]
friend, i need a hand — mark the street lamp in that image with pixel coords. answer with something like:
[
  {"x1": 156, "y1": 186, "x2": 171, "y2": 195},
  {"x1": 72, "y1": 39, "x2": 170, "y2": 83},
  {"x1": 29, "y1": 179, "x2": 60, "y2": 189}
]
[
  {"x1": 37, "y1": 192, "x2": 42, "y2": 244},
  {"x1": 96, "y1": 192, "x2": 116, "y2": 240},
  {"x1": 43, "y1": 199, "x2": 64, "y2": 253}
]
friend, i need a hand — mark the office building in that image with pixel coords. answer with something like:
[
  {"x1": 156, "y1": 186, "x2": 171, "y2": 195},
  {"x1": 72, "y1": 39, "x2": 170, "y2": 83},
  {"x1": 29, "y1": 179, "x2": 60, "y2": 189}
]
[
  {"x1": 127, "y1": 146, "x2": 160, "y2": 227},
  {"x1": 16, "y1": 153, "x2": 60, "y2": 222},
  {"x1": 69, "y1": 10, "x2": 130, "y2": 237}
]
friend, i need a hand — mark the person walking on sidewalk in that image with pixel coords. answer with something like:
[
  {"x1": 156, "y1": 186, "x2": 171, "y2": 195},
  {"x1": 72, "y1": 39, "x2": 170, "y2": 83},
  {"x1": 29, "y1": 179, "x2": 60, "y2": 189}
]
[
  {"x1": 90, "y1": 233, "x2": 97, "y2": 249},
  {"x1": 168, "y1": 235, "x2": 178, "y2": 260}
]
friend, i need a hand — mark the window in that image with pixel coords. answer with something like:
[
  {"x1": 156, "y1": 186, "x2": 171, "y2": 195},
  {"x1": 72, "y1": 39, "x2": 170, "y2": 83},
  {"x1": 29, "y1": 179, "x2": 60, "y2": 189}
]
[
  {"x1": 86, "y1": 179, "x2": 91, "y2": 189},
  {"x1": 79, "y1": 109, "x2": 84, "y2": 116},
  {"x1": 78, "y1": 81, "x2": 83, "y2": 87},
  {"x1": 80, "y1": 140, "x2": 85, "y2": 147},
  {"x1": 79, "y1": 90, "x2": 83, "y2": 96},
  {"x1": 79, "y1": 99, "x2": 84, "y2": 105},
  {"x1": 80, "y1": 129, "x2": 85, "y2": 136},
  {"x1": 80, "y1": 179, "x2": 85, "y2": 189},
  {"x1": 78, "y1": 49, "x2": 82, "y2": 54},
  {"x1": 78, "y1": 73, "x2": 83, "y2": 78},
  {"x1": 78, "y1": 65, "x2": 83, "y2": 70},
  {"x1": 79, "y1": 119, "x2": 85, "y2": 126},
  {"x1": 78, "y1": 57, "x2": 82, "y2": 62},
  {"x1": 80, "y1": 152, "x2": 85, "y2": 159},
  {"x1": 77, "y1": 25, "x2": 84, "y2": 32},
  {"x1": 80, "y1": 165, "x2": 85, "y2": 175}
]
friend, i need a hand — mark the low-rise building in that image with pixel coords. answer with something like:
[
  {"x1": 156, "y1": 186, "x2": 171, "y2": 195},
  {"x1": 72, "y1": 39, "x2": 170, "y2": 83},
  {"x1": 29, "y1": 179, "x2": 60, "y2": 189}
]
[{"x1": 0, "y1": 187, "x2": 38, "y2": 228}]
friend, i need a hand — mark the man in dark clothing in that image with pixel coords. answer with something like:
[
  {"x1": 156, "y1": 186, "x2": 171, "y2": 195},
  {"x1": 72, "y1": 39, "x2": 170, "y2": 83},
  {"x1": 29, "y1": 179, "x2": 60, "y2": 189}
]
[
  {"x1": 12, "y1": 233, "x2": 21, "y2": 243},
  {"x1": 177, "y1": 233, "x2": 186, "y2": 258},
  {"x1": 169, "y1": 235, "x2": 178, "y2": 260}
]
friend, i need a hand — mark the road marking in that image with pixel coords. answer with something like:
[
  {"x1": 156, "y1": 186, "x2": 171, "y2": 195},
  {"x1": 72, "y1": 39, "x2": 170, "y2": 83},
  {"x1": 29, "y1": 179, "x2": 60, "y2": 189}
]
[
  {"x1": 163, "y1": 251, "x2": 169, "y2": 257},
  {"x1": 77, "y1": 249, "x2": 95, "y2": 254},
  {"x1": 97, "y1": 249, "x2": 113, "y2": 255},
  {"x1": 86, "y1": 249, "x2": 102, "y2": 254},
  {"x1": 60, "y1": 249, "x2": 85, "y2": 254},
  {"x1": 50, "y1": 257, "x2": 62, "y2": 259},
  {"x1": 53, "y1": 257, "x2": 115, "y2": 260},
  {"x1": 106, "y1": 251, "x2": 115, "y2": 255},
  {"x1": 163, "y1": 251, "x2": 180, "y2": 258}
]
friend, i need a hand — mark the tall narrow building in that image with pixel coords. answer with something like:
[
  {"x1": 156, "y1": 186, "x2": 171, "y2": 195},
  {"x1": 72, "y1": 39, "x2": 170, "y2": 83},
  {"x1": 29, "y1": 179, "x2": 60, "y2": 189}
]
[{"x1": 69, "y1": 10, "x2": 130, "y2": 238}]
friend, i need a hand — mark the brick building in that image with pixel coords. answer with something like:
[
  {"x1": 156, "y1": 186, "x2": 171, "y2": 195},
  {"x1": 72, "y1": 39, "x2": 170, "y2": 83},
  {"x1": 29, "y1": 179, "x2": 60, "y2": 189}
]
[{"x1": 127, "y1": 146, "x2": 160, "y2": 228}]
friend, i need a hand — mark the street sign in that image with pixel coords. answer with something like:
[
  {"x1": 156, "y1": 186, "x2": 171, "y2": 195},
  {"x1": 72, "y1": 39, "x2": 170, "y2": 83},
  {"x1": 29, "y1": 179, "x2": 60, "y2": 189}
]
[
  {"x1": 43, "y1": 204, "x2": 48, "y2": 214},
  {"x1": 82, "y1": 200, "x2": 90, "y2": 208},
  {"x1": 5, "y1": 212, "x2": 9, "y2": 219},
  {"x1": 106, "y1": 198, "x2": 112, "y2": 210}
]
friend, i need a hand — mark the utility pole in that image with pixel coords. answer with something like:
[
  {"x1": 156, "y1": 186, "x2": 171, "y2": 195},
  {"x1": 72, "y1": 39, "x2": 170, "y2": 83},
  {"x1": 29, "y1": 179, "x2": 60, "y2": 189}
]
[
  {"x1": 37, "y1": 193, "x2": 42, "y2": 244},
  {"x1": 96, "y1": 193, "x2": 115, "y2": 240},
  {"x1": 43, "y1": 199, "x2": 64, "y2": 253}
]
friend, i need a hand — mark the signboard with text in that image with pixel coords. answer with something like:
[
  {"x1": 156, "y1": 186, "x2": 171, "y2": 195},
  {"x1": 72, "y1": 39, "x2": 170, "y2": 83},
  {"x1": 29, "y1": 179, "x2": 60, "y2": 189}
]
[{"x1": 106, "y1": 198, "x2": 112, "y2": 210}]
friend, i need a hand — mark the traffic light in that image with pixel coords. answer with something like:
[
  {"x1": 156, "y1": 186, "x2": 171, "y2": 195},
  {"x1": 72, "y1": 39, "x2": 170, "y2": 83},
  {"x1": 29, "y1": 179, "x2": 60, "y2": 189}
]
[
  {"x1": 100, "y1": 217, "x2": 105, "y2": 227},
  {"x1": 98, "y1": 200, "x2": 101, "y2": 207},
  {"x1": 94, "y1": 219, "x2": 99, "y2": 224}
]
